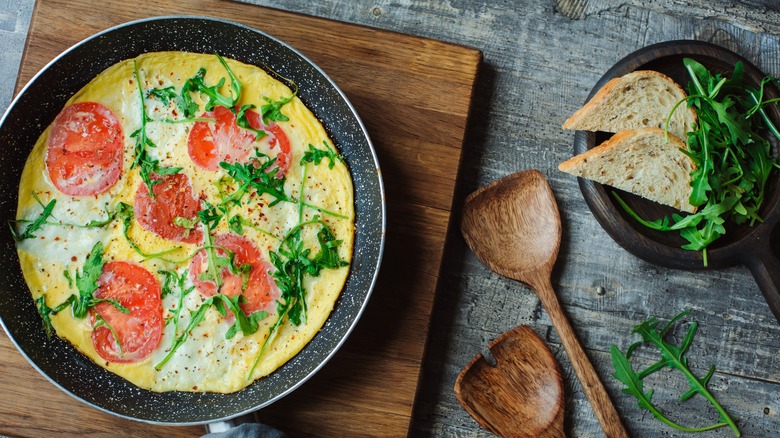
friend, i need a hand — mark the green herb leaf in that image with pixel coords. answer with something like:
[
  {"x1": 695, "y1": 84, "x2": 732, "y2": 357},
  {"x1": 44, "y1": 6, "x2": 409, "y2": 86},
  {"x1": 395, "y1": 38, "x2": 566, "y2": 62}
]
[
  {"x1": 115, "y1": 202, "x2": 181, "y2": 260},
  {"x1": 260, "y1": 94, "x2": 294, "y2": 125},
  {"x1": 35, "y1": 296, "x2": 55, "y2": 338},
  {"x1": 11, "y1": 193, "x2": 56, "y2": 241},
  {"x1": 71, "y1": 241, "x2": 107, "y2": 318},
  {"x1": 52, "y1": 241, "x2": 129, "y2": 320},
  {"x1": 300, "y1": 141, "x2": 344, "y2": 169},
  {"x1": 146, "y1": 87, "x2": 179, "y2": 106},
  {"x1": 131, "y1": 61, "x2": 182, "y2": 196},
  {"x1": 235, "y1": 104, "x2": 268, "y2": 140},
  {"x1": 619, "y1": 58, "x2": 779, "y2": 265},
  {"x1": 93, "y1": 313, "x2": 123, "y2": 357},
  {"x1": 219, "y1": 151, "x2": 289, "y2": 207},
  {"x1": 155, "y1": 293, "x2": 268, "y2": 370},
  {"x1": 611, "y1": 310, "x2": 740, "y2": 436}
]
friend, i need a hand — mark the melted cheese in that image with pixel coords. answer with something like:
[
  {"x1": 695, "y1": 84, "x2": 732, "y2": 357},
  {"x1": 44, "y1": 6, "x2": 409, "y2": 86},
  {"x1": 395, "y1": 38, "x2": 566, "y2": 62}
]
[{"x1": 16, "y1": 52, "x2": 354, "y2": 393}]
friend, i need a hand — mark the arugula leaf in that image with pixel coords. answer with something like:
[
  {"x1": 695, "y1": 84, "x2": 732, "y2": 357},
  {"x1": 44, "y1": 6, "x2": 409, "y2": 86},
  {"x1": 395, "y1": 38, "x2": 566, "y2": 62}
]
[
  {"x1": 146, "y1": 87, "x2": 179, "y2": 106},
  {"x1": 260, "y1": 94, "x2": 294, "y2": 125},
  {"x1": 155, "y1": 293, "x2": 268, "y2": 370},
  {"x1": 300, "y1": 141, "x2": 344, "y2": 169},
  {"x1": 93, "y1": 313, "x2": 123, "y2": 357},
  {"x1": 611, "y1": 310, "x2": 740, "y2": 436},
  {"x1": 620, "y1": 58, "x2": 779, "y2": 265},
  {"x1": 235, "y1": 104, "x2": 267, "y2": 140},
  {"x1": 182, "y1": 69, "x2": 236, "y2": 113},
  {"x1": 114, "y1": 202, "x2": 181, "y2": 260},
  {"x1": 158, "y1": 269, "x2": 194, "y2": 349},
  {"x1": 268, "y1": 220, "x2": 348, "y2": 331},
  {"x1": 311, "y1": 226, "x2": 350, "y2": 273},
  {"x1": 52, "y1": 241, "x2": 129, "y2": 320},
  {"x1": 228, "y1": 214, "x2": 247, "y2": 235},
  {"x1": 220, "y1": 151, "x2": 289, "y2": 207},
  {"x1": 11, "y1": 193, "x2": 56, "y2": 241},
  {"x1": 131, "y1": 61, "x2": 182, "y2": 196},
  {"x1": 70, "y1": 241, "x2": 107, "y2": 318},
  {"x1": 34, "y1": 296, "x2": 55, "y2": 338},
  {"x1": 245, "y1": 219, "x2": 347, "y2": 379},
  {"x1": 197, "y1": 200, "x2": 227, "y2": 231}
]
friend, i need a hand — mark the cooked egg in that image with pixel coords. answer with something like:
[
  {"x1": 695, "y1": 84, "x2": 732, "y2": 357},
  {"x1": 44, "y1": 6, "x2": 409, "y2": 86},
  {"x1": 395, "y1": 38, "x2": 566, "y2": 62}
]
[{"x1": 15, "y1": 52, "x2": 354, "y2": 393}]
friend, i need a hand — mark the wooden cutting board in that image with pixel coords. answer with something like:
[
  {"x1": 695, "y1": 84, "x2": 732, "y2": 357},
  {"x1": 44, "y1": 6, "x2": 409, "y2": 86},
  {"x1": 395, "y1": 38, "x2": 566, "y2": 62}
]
[{"x1": 0, "y1": 0, "x2": 480, "y2": 436}]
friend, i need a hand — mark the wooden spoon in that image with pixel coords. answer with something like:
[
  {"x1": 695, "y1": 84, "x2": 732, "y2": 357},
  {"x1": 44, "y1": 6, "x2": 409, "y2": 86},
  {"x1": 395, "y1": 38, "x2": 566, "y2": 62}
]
[
  {"x1": 455, "y1": 325, "x2": 565, "y2": 438},
  {"x1": 459, "y1": 169, "x2": 628, "y2": 438}
]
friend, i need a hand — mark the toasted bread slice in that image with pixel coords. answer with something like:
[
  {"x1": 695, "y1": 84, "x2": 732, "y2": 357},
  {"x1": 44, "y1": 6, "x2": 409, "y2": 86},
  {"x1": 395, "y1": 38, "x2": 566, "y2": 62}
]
[
  {"x1": 563, "y1": 70, "x2": 697, "y2": 141},
  {"x1": 559, "y1": 127, "x2": 698, "y2": 213}
]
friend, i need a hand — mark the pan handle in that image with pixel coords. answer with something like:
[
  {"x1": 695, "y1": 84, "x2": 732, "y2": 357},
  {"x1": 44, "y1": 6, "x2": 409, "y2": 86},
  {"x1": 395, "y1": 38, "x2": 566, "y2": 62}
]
[
  {"x1": 203, "y1": 414, "x2": 287, "y2": 437},
  {"x1": 744, "y1": 239, "x2": 780, "y2": 324}
]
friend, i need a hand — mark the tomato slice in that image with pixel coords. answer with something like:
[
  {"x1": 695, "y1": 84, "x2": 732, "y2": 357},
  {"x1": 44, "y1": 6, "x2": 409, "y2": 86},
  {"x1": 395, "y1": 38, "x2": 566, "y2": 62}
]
[
  {"x1": 91, "y1": 261, "x2": 163, "y2": 363},
  {"x1": 243, "y1": 111, "x2": 291, "y2": 177},
  {"x1": 189, "y1": 233, "x2": 278, "y2": 314},
  {"x1": 188, "y1": 106, "x2": 291, "y2": 176},
  {"x1": 188, "y1": 106, "x2": 255, "y2": 170},
  {"x1": 46, "y1": 102, "x2": 123, "y2": 196},
  {"x1": 134, "y1": 173, "x2": 203, "y2": 244}
]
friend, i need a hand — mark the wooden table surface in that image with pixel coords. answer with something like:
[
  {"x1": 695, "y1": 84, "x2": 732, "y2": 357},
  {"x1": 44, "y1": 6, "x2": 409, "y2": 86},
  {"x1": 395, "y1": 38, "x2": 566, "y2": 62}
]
[
  {"x1": 0, "y1": 1, "x2": 479, "y2": 437},
  {"x1": 3, "y1": 0, "x2": 780, "y2": 437}
]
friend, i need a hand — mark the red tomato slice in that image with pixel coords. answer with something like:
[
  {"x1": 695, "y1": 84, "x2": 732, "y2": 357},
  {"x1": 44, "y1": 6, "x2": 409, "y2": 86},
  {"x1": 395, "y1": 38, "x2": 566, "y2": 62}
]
[
  {"x1": 189, "y1": 233, "x2": 278, "y2": 314},
  {"x1": 188, "y1": 106, "x2": 291, "y2": 176},
  {"x1": 91, "y1": 261, "x2": 163, "y2": 363},
  {"x1": 243, "y1": 111, "x2": 291, "y2": 177},
  {"x1": 46, "y1": 102, "x2": 123, "y2": 196},
  {"x1": 188, "y1": 106, "x2": 255, "y2": 170},
  {"x1": 134, "y1": 173, "x2": 203, "y2": 244}
]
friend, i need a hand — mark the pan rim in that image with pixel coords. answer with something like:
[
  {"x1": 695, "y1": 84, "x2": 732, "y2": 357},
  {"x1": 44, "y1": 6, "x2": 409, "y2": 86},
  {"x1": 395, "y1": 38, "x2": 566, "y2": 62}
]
[{"x1": 0, "y1": 14, "x2": 386, "y2": 425}]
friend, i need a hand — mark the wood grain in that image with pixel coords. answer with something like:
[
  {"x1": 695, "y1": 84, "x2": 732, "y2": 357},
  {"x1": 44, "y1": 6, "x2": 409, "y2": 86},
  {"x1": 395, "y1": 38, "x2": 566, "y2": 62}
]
[
  {"x1": 228, "y1": 1, "x2": 780, "y2": 437},
  {"x1": 455, "y1": 325, "x2": 566, "y2": 438},
  {"x1": 0, "y1": 0, "x2": 480, "y2": 437},
  {"x1": 460, "y1": 170, "x2": 627, "y2": 437},
  {"x1": 6, "y1": 0, "x2": 780, "y2": 436}
]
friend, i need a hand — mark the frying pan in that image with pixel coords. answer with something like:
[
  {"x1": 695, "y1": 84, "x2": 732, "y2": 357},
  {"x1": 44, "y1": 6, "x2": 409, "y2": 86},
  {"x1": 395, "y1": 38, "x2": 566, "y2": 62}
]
[
  {"x1": 573, "y1": 40, "x2": 780, "y2": 323},
  {"x1": 0, "y1": 16, "x2": 385, "y2": 424}
]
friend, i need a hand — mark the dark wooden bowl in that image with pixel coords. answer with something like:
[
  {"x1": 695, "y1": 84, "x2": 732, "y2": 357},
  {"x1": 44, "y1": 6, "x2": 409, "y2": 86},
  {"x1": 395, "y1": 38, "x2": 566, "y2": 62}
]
[{"x1": 573, "y1": 40, "x2": 780, "y2": 322}]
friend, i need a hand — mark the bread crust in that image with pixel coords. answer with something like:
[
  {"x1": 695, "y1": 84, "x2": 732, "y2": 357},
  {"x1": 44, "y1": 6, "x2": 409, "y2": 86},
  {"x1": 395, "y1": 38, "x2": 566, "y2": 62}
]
[
  {"x1": 559, "y1": 127, "x2": 698, "y2": 213},
  {"x1": 563, "y1": 70, "x2": 697, "y2": 140}
]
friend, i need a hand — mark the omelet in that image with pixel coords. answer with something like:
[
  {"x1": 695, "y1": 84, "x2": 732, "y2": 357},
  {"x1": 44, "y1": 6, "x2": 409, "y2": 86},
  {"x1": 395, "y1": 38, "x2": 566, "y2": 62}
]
[{"x1": 14, "y1": 52, "x2": 354, "y2": 393}]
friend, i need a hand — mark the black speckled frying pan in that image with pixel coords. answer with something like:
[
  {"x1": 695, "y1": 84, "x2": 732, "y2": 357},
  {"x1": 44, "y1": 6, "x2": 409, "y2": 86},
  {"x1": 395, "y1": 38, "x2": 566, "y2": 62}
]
[
  {"x1": 573, "y1": 40, "x2": 780, "y2": 323},
  {"x1": 0, "y1": 16, "x2": 385, "y2": 424}
]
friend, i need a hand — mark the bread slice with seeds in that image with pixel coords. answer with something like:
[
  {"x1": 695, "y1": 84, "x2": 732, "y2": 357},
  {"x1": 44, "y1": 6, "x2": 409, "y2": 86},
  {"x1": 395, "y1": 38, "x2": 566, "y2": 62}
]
[
  {"x1": 562, "y1": 70, "x2": 697, "y2": 141},
  {"x1": 559, "y1": 127, "x2": 698, "y2": 213}
]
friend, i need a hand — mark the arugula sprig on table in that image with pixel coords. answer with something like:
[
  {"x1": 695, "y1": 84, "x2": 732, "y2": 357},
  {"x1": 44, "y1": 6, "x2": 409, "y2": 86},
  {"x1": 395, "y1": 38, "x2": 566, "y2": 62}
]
[
  {"x1": 616, "y1": 58, "x2": 780, "y2": 265},
  {"x1": 611, "y1": 310, "x2": 740, "y2": 436}
]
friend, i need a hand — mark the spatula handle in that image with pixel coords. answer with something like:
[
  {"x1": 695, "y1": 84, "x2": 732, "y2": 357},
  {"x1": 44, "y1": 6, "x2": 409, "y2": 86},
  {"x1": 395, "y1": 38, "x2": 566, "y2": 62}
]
[{"x1": 532, "y1": 274, "x2": 629, "y2": 438}]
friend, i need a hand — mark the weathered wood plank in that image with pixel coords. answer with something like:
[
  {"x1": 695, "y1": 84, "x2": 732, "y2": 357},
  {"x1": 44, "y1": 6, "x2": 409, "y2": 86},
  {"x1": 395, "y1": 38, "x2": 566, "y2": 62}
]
[
  {"x1": 0, "y1": 0, "x2": 479, "y2": 436},
  {"x1": 4, "y1": 0, "x2": 780, "y2": 436},
  {"x1": 238, "y1": 0, "x2": 780, "y2": 436}
]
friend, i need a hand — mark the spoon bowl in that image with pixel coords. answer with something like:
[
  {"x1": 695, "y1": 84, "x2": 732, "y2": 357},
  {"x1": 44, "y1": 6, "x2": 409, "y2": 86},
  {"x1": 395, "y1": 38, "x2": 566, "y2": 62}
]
[
  {"x1": 461, "y1": 170, "x2": 561, "y2": 282},
  {"x1": 454, "y1": 325, "x2": 565, "y2": 438},
  {"x1": 460, "y1": 170, "x2": 628, "y2": 438}
]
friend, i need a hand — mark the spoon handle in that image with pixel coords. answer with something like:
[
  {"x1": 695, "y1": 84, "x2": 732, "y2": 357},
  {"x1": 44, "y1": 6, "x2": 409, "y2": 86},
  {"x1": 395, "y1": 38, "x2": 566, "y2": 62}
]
[{"x1": 532, "y1": 274, "x2": 629, "y2": 438}]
